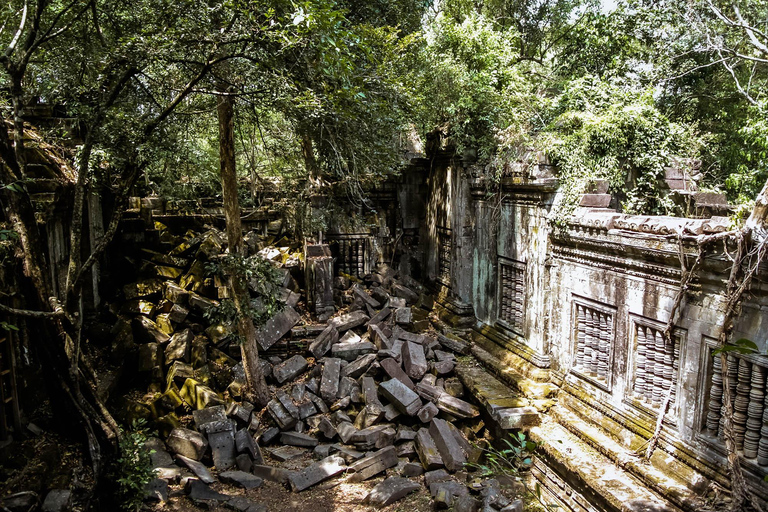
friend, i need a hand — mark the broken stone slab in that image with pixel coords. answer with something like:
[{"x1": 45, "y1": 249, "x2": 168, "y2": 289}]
[
  {"x1": 281, "y1": 431, "x2": 319, "y2": 447},
  {"x1": 318, "y1": 416, "x2": 338, "y2": 439},
  {"x1": 187, "y1": 291, "x2": 219, "y2": 315},
  {"x1": 433, "y1": 359, "x2": 455, "y2": 376},
  {"x1": 273, "y1": 355, "x2": 308, "y2": 384},
  {"x1": 366, "y1": 308, "x2": 391, "y2": 329},
  {"x1": 415, "y1": 428, "x2": 444, "y2": 470},
  {"x1": 226, "y1": 496, "x2": 268, "y2": 512},
  {"x1": 436, "y1": 394, "x2": 479, "y2": 419},
  {"x1": 186, "y1": 480, "x2": 229, "y2": 502},
  {"x1": 260, "y1": 426, "x2": 281, "y2": 445},
  {"x1": 395, "y1": 307, "x2": 413, "y2": 325},
  {"x1": 402, "y1": 341, "x2": 428, "y2": 380},
  {"x1": 340, "y1": 353, "x2": 376, "y2": 379},
  {"x1": 331, "y1": 341, "x2": 376, "y2": 361},
  {"x1": 365, "y1": 477, "x2": 421, "y2": 507},
  {"x1": 379, "y1": 378, "x2": 422, "y2": 416},
  {"x1": 268, "y1": 446, "x2": 306, "y2": 462},
  {"x1": 288, "y1": 455, "x2": 347, "y2": 492},
  {"x1": 235, "y1": 429, "x2": 263, "y2": 464},
  {"x1": 133, "y1": 316, "x2": 170, "y2": 345},
  {"x1": 267, "y1": 399, "x2": 297, "y2": 430},
  {"x1": 417, "y1": 402, "x2": 439, "y2": 423},
  {"x1": 329, "y1": 310, "x2": 370, "y2": 332},
  {"x1": 492, "y1": 406, "x2": 540, "y2": 430},
  {"x1": 255, "y1": 306, "x2": 301, "y2": 351},
  {"x1": 209, "y1": 428, "x2": 237, "y2": 470},
  {"x1": 416, "y1": 381, "x2": 444, "y2": 402},
  {"x1": 402, "y1": 460, "x2": 423, "y2": 477},
  {"x1": 164, "y1": 281, "x2": 190, "y2": 304},
  {"x1": 167, "y1": 428, "x2": 208, "y2": 460},
  {"x1": 454, "y1": 495, "x2": 481, "y2": 512},
  {"x1": 308, "y1": 391, "x2": 329, "y2": 414},
  {"x1": 164, "y1": 328, "x2": 194, "y2": 363},
  {"x1": 220, "y1": 470, "x2": 264, "y2": 490},
  {"x1": 424, "y1": 469, "x2": 451, "y2": 487},
  {"x1": 431, "y1": 481, "x2": 469, "y2": 509},
  {"x1": 348, "y1": 446, "x2": 398, "y2": 482},
  {"x1": 331, "y1": 396, "x2": 351, "y2": 411},
  {"x1": 429, "y1": 418, "x2": 467, "y2": 471},
  {"x1": 350, "y1": 424, "x2": 390, "y2": 450},
  {"x1": 383, "y1": 403, "x2": 401, "y2": 421},
  {"x1": 41, "y1": 489, "x2": 72, "y2": 512},
  {"x1": 252, "y1": 465, "x2": 296, "y2": 485},
  {"x1": 353, "y1": 284, "x2": 381, "y2": 308},
  {"x1": 176, "y1": 454, "x2": 215, "y2": 484},
  {"x1": 309, "y1": 325, "x2": 339, "y2": 359},
  {"x1": 437, "y1": 333, "x2": 471, "y2": 355},
  {"x1": 320, "y1": 358, "x2": 342, "y2": 402},
  {"x1": 380, "y1": 358, "x2": 415, "y2": 390},
  {"x1": 392, "y1": 283, "x2": 419, "y2": 304},
  {"x1": 337, "y1": 422, "x2": 358, "y2": 444}
]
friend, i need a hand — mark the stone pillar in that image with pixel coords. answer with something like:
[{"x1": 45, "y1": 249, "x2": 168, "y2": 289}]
[{"x1": 305, "y1": 244, "x2": 334, "y2": 318}]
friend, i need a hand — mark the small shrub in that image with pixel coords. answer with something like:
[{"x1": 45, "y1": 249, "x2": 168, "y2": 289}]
[{"x1": 115, "y1": 419, "x2": 156, "y2": 512}]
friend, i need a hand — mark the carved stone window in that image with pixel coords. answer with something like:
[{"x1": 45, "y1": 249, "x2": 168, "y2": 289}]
[
  {"x1": 437, "y1": 226, "x2": 451, "y2": 286},
  {"x1": 631, "y1": 322, "x2": 682, "y2": 416},
  {"x1": 705, "y1": 350, "x2": 768, "y2": 465},
  {"x1": 498, "y1": 258, "x2": 525, "y2": 333},
  {"x1": 571, "y1": 297, "x2": 616, "y2": 390}
]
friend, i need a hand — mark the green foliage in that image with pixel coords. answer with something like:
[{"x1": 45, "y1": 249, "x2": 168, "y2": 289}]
[
  {"x1": 205, "y1": 254, "x2": 285, "y2": 328},
  {"x1": 115, "y1": 419, "x2": 156, "y2": 512},
  {"x1": 713, "y1": 338, "x2": 760, "y2": 356},
  {"x1": 0, "y1": 321, "x2": 18, "y2": 332}
]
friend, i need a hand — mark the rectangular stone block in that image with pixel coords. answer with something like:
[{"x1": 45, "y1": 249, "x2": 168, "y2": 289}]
[
  {"x1": 255, "y1": 306, "x2": 301, "y2": 351},
  {"x1": 415, "y1": 428, "x2": 444, "y2": 470},
  {"x1": 379, "y1": 379, "x2": 422, "y2": 416},
  {"x1": 348, "y1": 446, "x2": 398, "y2": 481},
  {"x1": 340, "y1": 354, "x2": 376, "y2": 379},
  {"x1": 329, "y1": 310, "x2": 370, "y2": 332},
  {"x1": 281, "y1": 431, "x2": 319, "y2": 447},
  {"x1": 429, "y1": 418, "x2": 466, "y2": 471},
  {"x1": 309, "y1": 325, "x2": 339, "y2": 359},
  {"x1": 331, "y1": 341, "x2": 376, "y2": 361},
  {"x1": 288, "y1": 455, "x2": 346, "y2": 492},
  {"x1": 273, "y1": 355, "x2": 308, "y2": 384},
  {"x1": 320, "y1": 358, "x2": 342, "y2": 403},
  {"x1": 436, "y1": 394, "x2": 479, "y2": 419},
  {"x1": 402, "y1": 341, "x2": 428, "y2": 380},
  {"x1": 380, "y1": 358, "x2": 415, "y2": 390}
]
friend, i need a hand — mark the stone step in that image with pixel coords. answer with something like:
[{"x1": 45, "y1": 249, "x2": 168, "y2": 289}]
[{"x1": 528, "y1": 416, "x2": 685, "y2": 512}]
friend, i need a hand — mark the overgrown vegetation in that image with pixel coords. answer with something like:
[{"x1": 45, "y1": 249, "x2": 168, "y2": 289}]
[{"x1": 113, "y1": 420, "x2": 156, "y2": 512}]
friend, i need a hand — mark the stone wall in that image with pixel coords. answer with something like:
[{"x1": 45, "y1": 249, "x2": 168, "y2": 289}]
[{"x1": 414, "y1": 151, "x2": 768, "y2": 506}]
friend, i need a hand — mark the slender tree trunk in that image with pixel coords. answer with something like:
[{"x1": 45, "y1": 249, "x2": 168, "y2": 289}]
[{"x1": 216, "y1": 88, "x2": 270, "y2": 408}]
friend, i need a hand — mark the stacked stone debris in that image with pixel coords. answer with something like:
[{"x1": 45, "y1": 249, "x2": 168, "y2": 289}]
[{"x1": 113, "y1": 228, "x2": 522, "y2": 510}]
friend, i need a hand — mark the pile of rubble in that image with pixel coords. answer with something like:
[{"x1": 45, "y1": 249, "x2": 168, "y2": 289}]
[{"x1": 112, "y1": 226, "x2": 524, "y2": 511}]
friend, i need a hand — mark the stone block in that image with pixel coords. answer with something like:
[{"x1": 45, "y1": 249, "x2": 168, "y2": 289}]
[
  {"x1": 235, "y1": 429, "x2": 263, "y2": 464},
  {"x1": 395, "y1": 307, "x2": 413, "y2": 325},
  {"x1": 255, "y1": 306, "x2": 301, "y2": 351},
  {"x1": 193, "y1": 405, "x2": 227, "y2": 432},
  {"x1": 418, "y1": 402, "x2": 439, "y2": 423},
  {"x1": 164, "y1": 328, "x2": 193, "y2": 363},
  {"x1": 41, "y1": 490, "x2": 72, "y2": 512},
  {"x1": 187, "y1": 291, "x2": 218, "y2": 315},
  {"x1": 267, "y1": 399, "x2": 297, "y2": 430},
  {"x1": 318, "y1": 416, "x2": 337, "y2": 439},
  {"x1": 337, "y1": 422, "x2": 358, "y2": 444},
  {"x1": 329, "y1": 310, "x2": 370, "y2": 332},
  {"x1": 366, "y1": 308, "x2": 391, "y2": 329},
  {"x1": 331, "y1": 341, "x2": 376, "y2": 361},
  {"x1": 492, "y1": 406, "x2": 540, "y2": 430},
  {"x1": 402, "y1": 341, "x2": 428, "y2": 380},
  {"x1": 236, "y1": 453, "x2": 253, "y2": 473},
  {"x1": 416, "y1": 381, "x2": 444, "y2": 402},
  {"x1": 260, "y1": 426, "x2": 281, "y2": 444},
  {"x1": 379, "y1": 378, "x2": 422, "y2": 416},
  {"x1": 288, "y1": 455, "x2": 347, "y2": 492},
  {"x1": 383, "y1": 403, "x2": 401, "y2": 421},
  {"x1": 273, "y1": 355, "x2": 308, "y2": 384},
  {"x1": 281, "y1": 431, "x2": 319, "y2": 447},
  {"x1": 209, "y1": 428, "x2": 236, "y2": 470},
  {"x1": 415, "y1": 428, "x2": 444, "y2": 470},
  {"x1": 436, "y1": 395, "x2": 479, "y2": 419},
  {"x1": 365, "y1": 477, "x2": 420, "y2": 507},
  {"x1": 401, "y1": 461, "x2": 423, "y2": 477},
  {"x1": 309, "y1": 325, "x2": 339, "y2": 359},
  {"x1": 186, "y1": 480, "x2": 228, "y2": 501},
  {"x1": 437, "y1": 333, "x2": 470, "y2": 355},
  {"x1": 138, "y1": 343, "x2": 163, "y2": 372},
  {"x1": 269, "y1": 445, "x2": 306, "y2": 462},
  {"x1": 220, "y1": 470, "x2": 264, "y2": 489},
  {"x1": 167, "y1": 428, "x2": 208, "y2": 460},
  {"x1": 252, "y1": 465, "x2": 295, "y2": 485},
  {"x1": 348, "y1": 446, "x2": 398, "y2": 481},
  {"x1": 429, "y1": 418, "x2": 467, "y2": 471},
  {"x1": 430, "y1": 481, "x2": 468, "y2": 509},
  {"x1": 340, "y1": 353, "x2": 376, "y2": 379},
  {"x1": 176, "y1": 454, "x2": 215, "y2": 484},
  {"x1": 132, "y1": 316, "x2": 170, "y2": 345},
  {"x1": 195, "y1": 385, "x2": 224, "y2": 409},
  {"x1": 380, "y1": 357, "x2": 415, "y2": 390},
  {"x1": 579, "y1": 193, "x2": 612, "y2": 208}
]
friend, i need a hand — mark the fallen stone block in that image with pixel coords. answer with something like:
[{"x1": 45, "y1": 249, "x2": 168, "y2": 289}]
[
  {"x1": 415, "y1": 428, "x2": 444, "y2": 470},
  {"x1": 318, "y1": 416, "x2": 338, "y2": 439},
  {"x1": 437, "y1": 333, "x2": 470, "y2": 355},
  {"x1": 288, "y1": 455, "x2": 347, "y2": 492},
  {"x1": 395, "y1": 307, "x2": 412, "y2": 325},
  {"x1": 281, "y1": 431, "x2": 319, "y2": 447},
  {"x1": 209, "y1": 428, "x2": 237, "y2": 470},
  {"x1": 176, "y1": 454, "x2": 215, "y2": 484},
  {"x1": 41, "y1": 489, "x2": 72, "y2": 512},
  {"x1": 167, "y1": 428, "x2": 208, "y2": 460},
  {"x1": 417, "y1": 402, "x2": 439, "y2": 423},
  {"x1": 433, "y1": 359, "x2": 455, "y2": 376},
  {"x1": 337, "y1": 422, "x2": 358, "y2": 444},
  {"x1": 380, "y1": 357, "x2": 415, "y2": 390},
  {"x1": 164, "y1": 281, "x2": 189, "y2": 304},
  {"x1": 186, "y1": 479, "x2": 228, "y2": 502},
  {"x1": 416, "y1": 381, "x2": 444, "y2": 402},
  {"x1": 430, "y1": 481, "x2": 469, "y2": 509},
  {"x1": 429, "y1": 418, "x2": 467, "y2": 471},
  {"x1": 260, "y1": 426, "x2": 281, "y2": 445},
  {"x1": 226, "y1": 496, "x2": 268, "y2": 512},
  {"x1": 273, "y1": 355, "x2": 308, "y2": 384},
  {"x1": 220, "y1": 470, "x2": 264, "y2": 490},
  {"x1": 235, "y1": 429, "x2": 263, "y2": 464},
  {"x1": 187, "y1": 291, "x2": 219, "y2": 315},
  {"x1": 164, "y1": 328, "x2": 193, "y2": 363},
  {"x1": 365, "y1": 477, "x2": 421, "y2": 507},
  {"x1": 193, "y1": 405, "x2": 227, "y2": 432},
  {"x1": 138, "y1": 343, "x2": 163, "y2": 372},
  {"x1": 436, "y1": 394, "x2": 479, "y2": 419},
  {"x1": 401, "y1": 461, "x2": 423, "y2": 477},
  {"x1": 143, "y1": 478, "x2": 168, "y2": 503},
  {"x1": 340, "y1": 353, "x2": 376, "y2": 379},
  {"x1": 329, "y1": 310, "x2": 370, "y2": 332},
  {"x1": 309, "y1": 325, "x2": 339, "y2": 359},
  {"x1": 454, "y1": 494, "x2": 481, "y2": 512},
  {"x1": 252, "y1": 465, "x2": 296, "y2": 485},
  {"x1": 320, "y1": 358, "x2": 342, "y2": 403},
  {"x1": 255, "y1": 306, "x2": 301, "y2": 351},
  {"x1": 383, "y1": 403, "x2": 401, "y2": 421},
  {"x1": 132, "y1": 316, "x2": 170, "y2": 344},
  {"x1": 392, "y1": 283, "x2": 419, "y2": 304},
  {"x1": 275, "y1": 389, "x2": 301, "y2": 419},
  {"x1": 402, "y1": 341, "x2": 428, "y2": 380},
  {"x1": 366, "y1": 308, "x2": 391, "y2": 329},
  {"x1": 331, "y1": 341, "x2": 376, "y2": 361},
  {"x1": 269, "y1": 446, "x2": 306, "y2": 462},
  {"x1": 236, "y1": 453, "x2": 253, "y2": 473},
  {"x1": 492, "y1": 406, "x2": 540, "y2": 430},
  {"x1": 348, "y1": 446, "x2": 398, "y2": 481},
  {"x1": 379, "y1": 379, "x2": 422, "y2": 416},
  {"x1": 267, "y1": 399, "x2": 297, "y2": 430},
  {"x1": 124, "y1": 279, "x2": 164, "y2": 300}
]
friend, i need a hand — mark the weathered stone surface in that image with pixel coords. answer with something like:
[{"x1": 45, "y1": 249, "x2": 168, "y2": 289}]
[
  {"x1": 236, "y1": 453, "x2": 253, "y2": 473},
  {"x1": 396, "y1": 427, "x2": 417, "y2": 442},
  {"x1": 340, "y1": 353, "x2": 376, "y2": 379},
  {"x1": 273, "y1": 355, "x2": 308, "y2": 384},
  {"x1": 401, "y1": 461, "x2": 424, "y2": 476},
  {"x1": 143, "y1": 479, "x2": 168, "y2": 503},
  {"x1": 133, "y1": 316, "x2": 170, "y2": 344},
  {"x1": 320, "y1": 358, "x2": 342, "y2": 402},
  {"x1": 430, "y1": 481, "x2": 468, "y2": 509},
  {"x1": 433, "y1": 359, "x2": 455, "y2": 375},
  {"x1": 167, "y1": 428, "x2": 208, "y2": 460},
  {"x1": 454, "y1": 494, "x2": 481, "y2": 512},
  {"x1": 220, "y1": 470, "x2": 264, "y2": 489},
  {"x1": 329, "y1": 310, "x2": 370, "y2": 332},
  {"x1": 260, "y1": 426, "x2": 281, "y2": 444},
  {"x1": 492, "y1": 407, "x2": 540, "y2": 429},
  {"x1": 417, "y1": 402, "x2": 439, "y2": 423},
  {"x1": 415, "y1": 428, "x2": 444, "y2": 470},
  {"x1": 255, "y1": 306, "x2": 301, "y2": 351},
  {"x1": 395, "y1": 307, "x2": 413, "y2": 325},
  {"x1": 318, "y1": 416, "x2": 337, "y2": 439},
  {"x1": 164, "y1": 328, "x2": 193, "y2": 363},
  {"x1": 309, "y1": 325, "x2": 339, "y2": 359},
  {"x1": 209, "y1": 428, "x2": 236, "y2": 470},
  {"x1": 392, "y1": 283, "x2": 419, "y2": 303},
  {"x1": 138, "y1": 343, "x2": 163, "y2": 372},
  {"x1": 281, "y1": 431, "x2": 318, "y2": 447},
  {"x1": 365, "y1": 477, "x2": 420, "y2": 507},
  {"x1": 252, "y1": 465, "x2": 295, "y2": 484},
  {"x1": 176, "y1": 454, "x2": 215, "y2": 484},
  {"x1": 187, "y1": 291, "x2": 218, "y2": 315},
  {"x1": 226, "y1": 496, "x2": 268, "y2": 512},
  {"x1": 429, "y1": 418, "x2": 467, "y2": 471},
  {"x1": 424, "y1": 469, "x2": 450, "y2": 486},
  {"x1": 348, "y1": 446, "x2": 398, "y2": 481},
  {"x1": 416, "y1": 381, "x2": 444, "y2": 402},
  {"x1": 288, "y1": 455, "x2": 346, "y2": 492},
  {"x1": 164, "y1": 281, "x2": 189, "y2": 304},
  {"x1": 436, "y1": 394, "x2": 479, "y2": 419},
  {"x1": 337, "y1": 422, "x2": 358, "y2": 444},
  {"x1": 379, "y1": 379, "x2": 422, "y2": 416},
  {"x1": 402, "y1": 341, "x2": 428, "y2": 380},
  {"x1": 41, "y1": 490, "x2": 72, "y2": 512},
  {"x1": 380, "y1": 358, "x2": 415, "y2": 389},
  {"x1": 437, "y1": 333, "x2": 470, "y2": 355},
  {"x1": 331, "y1": 341, "x2": 376, "y2": 361},
  {"x1": 383, "y1": 403, "x2": 401, "y2": 421},
  {"x1": 269, "y1": 446, "x2": 306, "y2": 462},
  {"x1": 235, "y1": 429, "x2": 263, "y2": 464},
  {"x1": 187, "y1": 480, "x2": 228, "y2": 502},
  {"x1": 366, "y1": 308, "x2": 391, "y2": 329},
  {"x1": 267, "y1": 399, "x2": 297, "y2": 430}
]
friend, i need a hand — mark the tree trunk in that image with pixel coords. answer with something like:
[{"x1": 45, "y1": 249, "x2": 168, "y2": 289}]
[{"x1": 216, "y1": 88, "x2": 270, "y2": 408}]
